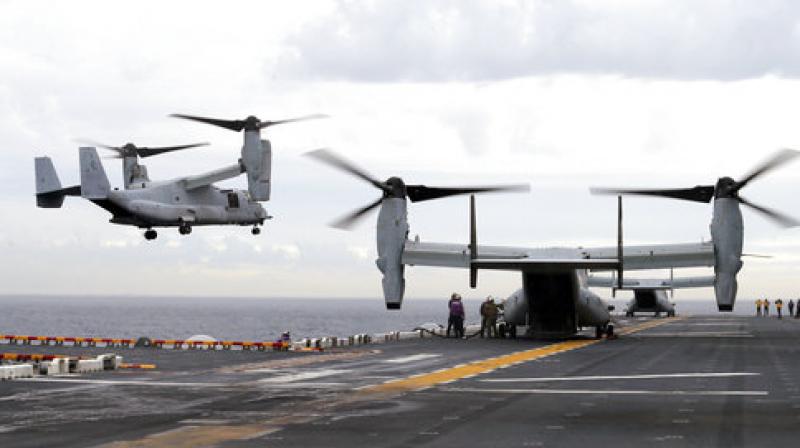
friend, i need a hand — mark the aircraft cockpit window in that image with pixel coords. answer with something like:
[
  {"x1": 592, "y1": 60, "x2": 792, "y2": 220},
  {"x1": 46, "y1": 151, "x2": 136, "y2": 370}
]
[{"x1": 228, "y1": 192, "x2": 240, "y2": 208}]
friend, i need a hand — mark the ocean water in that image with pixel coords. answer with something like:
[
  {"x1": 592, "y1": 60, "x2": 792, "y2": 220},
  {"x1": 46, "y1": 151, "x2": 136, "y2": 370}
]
[
  {"x1": 0, "y1": 295, "x2": 483, "y2": 341},
  {"x1": 0, "y1": 295, "x2": 755, "y2": 341}
]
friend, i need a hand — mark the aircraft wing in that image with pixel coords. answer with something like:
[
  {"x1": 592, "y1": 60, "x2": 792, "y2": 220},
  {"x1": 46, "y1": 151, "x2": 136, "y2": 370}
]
[
  {"x1": 581, "y1": 242, "x2": 715, "y2": 270},
  {"x1": 402, "y1": 240, "x2": 618, "y2": 272},
  {"x1": 181, "y1": 163, "x2": 243, "y2": 190},
  {"x1": 586, "y1": 275, "x2": 716, "y2": 289},
  {"x1": 402, "y1": 240, "x2": 713, "y2": 272}
]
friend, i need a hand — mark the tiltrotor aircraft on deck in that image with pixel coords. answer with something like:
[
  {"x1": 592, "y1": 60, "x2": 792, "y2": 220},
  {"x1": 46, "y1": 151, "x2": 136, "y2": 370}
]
[
  {"x1": 308, "y1": 149, "x2": 798, "y2": 339},
  {"x1": 34, "y1": 113, "x2": 324, "y2": 240}
]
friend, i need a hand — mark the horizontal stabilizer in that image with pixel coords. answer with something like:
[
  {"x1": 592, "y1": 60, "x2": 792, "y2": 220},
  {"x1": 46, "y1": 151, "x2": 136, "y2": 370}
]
[
  {"x1": 36, "y1": 185, "x2": 81, "y2": 208},
  {"x1": 35, "y1": 157, "x2": 80, "y2": 208},
  {"x1": 587, "y1": 275, "x2": 715, "y2": 289},
  {"x1": 473, "y1": 258, "x2": 620, "y2": 273}
]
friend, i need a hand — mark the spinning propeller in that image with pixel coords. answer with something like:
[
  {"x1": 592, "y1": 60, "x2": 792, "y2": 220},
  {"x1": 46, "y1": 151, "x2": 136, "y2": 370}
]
[
  {"x1": 170, "y1": 113, "x2": 328, "y2": 132},
  {"x1": 78, "y1": 140, "x2": 209, "y2": 159},
  {"x1": 306, "y1": 149, "x2": 530, "y2": 229},
  {"x1": 591, "y1": 149, "x2": 800, "y2": 227}
]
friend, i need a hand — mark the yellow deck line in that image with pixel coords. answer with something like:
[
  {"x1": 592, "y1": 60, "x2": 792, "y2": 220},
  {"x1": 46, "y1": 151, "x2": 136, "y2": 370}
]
[{"x1": 364, "y1": 317, "x2": 682, "y2": 394}]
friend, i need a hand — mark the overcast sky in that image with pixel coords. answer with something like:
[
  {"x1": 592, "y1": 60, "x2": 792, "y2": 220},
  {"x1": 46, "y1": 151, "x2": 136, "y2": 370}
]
[{"x1": 3, "y1": 0, "x2": 800, "y2": 303}]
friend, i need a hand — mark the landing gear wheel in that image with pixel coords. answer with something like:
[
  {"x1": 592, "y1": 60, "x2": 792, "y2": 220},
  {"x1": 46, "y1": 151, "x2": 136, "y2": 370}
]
[
  {"x1": 667, "y1": 310, "x2": 675, "y2": 317},
  {"x1": 605, "y1": 324, "x2": 615, "y2": 338},
  {"x1": 498, "y1": 323, "x2": 507, "y2": 338},
  {"x1": 144, "y1": 229, "x2": 157, "y2": 240},
  {"x1": 595, "y1": 326, "x2": 604, "y2": 339},
  {"x1": 508, "y1": 324, "x2": 517, "y2": 339},
  {"x1": 252, "y1": 227, "x2": 261, "y2": 235},
  {"x1": 179, "y1": 224, "x2": 192, "y2": 235},
  {"x1": 626, "y1": 311, "x2": 634, "y2": 317}
]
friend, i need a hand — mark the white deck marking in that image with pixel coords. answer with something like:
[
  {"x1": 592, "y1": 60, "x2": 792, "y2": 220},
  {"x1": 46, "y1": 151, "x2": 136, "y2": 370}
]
[
  {"x1": 259, "y1": 382, "x2": 348, "y2": 389},
  {"x1": 481, "y1": 372, "x2": 760, "y2": 383},
  {"x1": 636, "y1": 331, "x2": 752, "y2": 338},
  {"x1": 382, "y1": 353, "x2": 441, "y2": 364},
  {"x1": 443, "y1": 387, "x2": 768, "y2": 396},
  {"x1": 689, "y1": 323, "x2": 745, "y2": 326},
  {"x1": 259, "y1": 369, "x2": 349, "y2": 383}
]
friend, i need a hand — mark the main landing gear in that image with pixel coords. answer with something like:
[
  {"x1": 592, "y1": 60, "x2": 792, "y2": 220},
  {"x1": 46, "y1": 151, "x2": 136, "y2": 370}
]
[
  {"x1": 497, "y1": 323, "x2": 517, "y2": 339},
  {"x1": 178, "y1": 224, "x2": 192, "y2": 235},
  {"x1": 144, "y1": 229, "x2": 158, "y2": 240},
  {"x1": 595, "y1": 323, "x2": 615, "y2": 339},
  {"x1": 251, "y1": 226, "x2": 261, "y2": 235}
]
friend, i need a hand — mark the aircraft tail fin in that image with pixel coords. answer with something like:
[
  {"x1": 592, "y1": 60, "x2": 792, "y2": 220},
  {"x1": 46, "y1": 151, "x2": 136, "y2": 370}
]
[
  {"x1": 79, "y1": 147, "x2": 110, "y2": 199},
  {"x1": 35, "y1": 157, "x2": 80, "y2": 208}
]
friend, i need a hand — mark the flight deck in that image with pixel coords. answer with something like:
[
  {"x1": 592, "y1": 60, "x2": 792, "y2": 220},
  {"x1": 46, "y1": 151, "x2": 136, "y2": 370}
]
[{"x1": 2, "y1": 315, "x2": 799, "y2": 447}]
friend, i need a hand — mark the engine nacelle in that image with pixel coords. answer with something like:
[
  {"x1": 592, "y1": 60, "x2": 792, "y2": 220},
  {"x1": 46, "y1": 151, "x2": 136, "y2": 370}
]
[
  {"x1": 710, "y1": 197, "x2": 744, "y2": 311},
  {"x1": 241, "y1": 131, "x2": 272, "y2": 201},
  {"x1": 375, "y1": 197, "x2": 408, "y2": 309}
]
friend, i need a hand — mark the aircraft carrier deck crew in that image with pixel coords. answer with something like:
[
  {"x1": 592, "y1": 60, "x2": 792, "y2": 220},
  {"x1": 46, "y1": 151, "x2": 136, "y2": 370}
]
[
  {"x1": 788, "y1": 299, "x2": 795, "y2": 318},
  {"x1": 776, "y1": 299, "x2": 784, "y2": 318},
  {"x1": 447, "y1": 294, "x2": 465, "y2": 338},
  {"x1": 480, "y1": 296, "x2": 499, "y2": 338},
  {"x1": 756, "y1": 299, "x2": 763, "y2": 316},
  {"x1": 764, "y1": 299, "x2": 771, "y2": 316}
]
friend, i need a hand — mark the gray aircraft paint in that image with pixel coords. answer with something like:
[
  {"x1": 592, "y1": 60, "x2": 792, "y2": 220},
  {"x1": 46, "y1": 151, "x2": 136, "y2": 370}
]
[
  {"x1": 79, "y1": 147, "x2": 111, "y2": 199},
  {"x1": 625, "y1": 289, "x2": 674, "y2": 316},
  {"x1": 710, "y1": 196, "x2": 743, "y2": 311},
  {"x1": 376, "y1": 197, "x2": 408, "y2": 309},
  {"x1": 242, "y1": 131, "x2": 271, "y2": 201},
  {"x1": 35, "y1": 147, "x2": 268, "y2": 237},
  {"x1": 375, "y1": 195, "x2": 612, "y2": 334},
  {"x1": 372, "y1": 192, "x2": 745, "y2": 337}
]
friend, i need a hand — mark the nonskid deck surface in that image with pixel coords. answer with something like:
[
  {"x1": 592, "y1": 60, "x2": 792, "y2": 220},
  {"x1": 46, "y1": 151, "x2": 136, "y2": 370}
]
[{"x1": 1, "y1": 315, "x2": 798, "y2": 447}]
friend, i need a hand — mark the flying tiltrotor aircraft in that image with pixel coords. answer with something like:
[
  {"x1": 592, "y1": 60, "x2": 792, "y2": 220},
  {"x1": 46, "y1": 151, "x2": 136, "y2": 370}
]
[
  {"x1": 308, "y1": 149, "x2": 798, "y2": 339},
  {"x1": 34, "y1": 113, "x2": 324, "y2": 240}
]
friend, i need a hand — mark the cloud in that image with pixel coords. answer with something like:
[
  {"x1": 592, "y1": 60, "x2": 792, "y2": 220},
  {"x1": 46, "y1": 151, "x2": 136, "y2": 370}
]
[
  {"x1": 272, "y1": 243, "x2": 302, "y2": 260},
  {"x1": 282, "y1": 0, "x2": 800, "y2": 82},
  {"x1": 101, "y1": 239, "x2": 131, "y2": 249},
  {"x1": 347, "y1": 245, "x2": 371, "y2": 260}
]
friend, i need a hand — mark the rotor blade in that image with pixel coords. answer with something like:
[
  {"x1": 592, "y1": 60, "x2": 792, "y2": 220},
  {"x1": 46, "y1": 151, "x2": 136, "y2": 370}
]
[
  {"x1": 734, "y1": 148, "x2": 800, "y2": 192},
  {"x1": 737, "y1": 196, "x2": 800, "y2": 227},
  {"x1": 741, "y1": 253, "x2": 773, "y2": 258},
  {"x1": 259, "y1": 114, "x2": 329, "y2": 129},
  {"x1": 170, "y1": 114, "x2": 245, "y2": 132},
  {"x1": 405, "y1": 184, "x2": 530, "y2": 203},
  {"x1": 305, "y1": 148, "x2": 389, "y2": 192},
  {"x1": 331, "y1": 197, "x2": 383, "y2": 230},
  {"x1": 590, "y1": 186, "x2": 715, "y2": 203},
  {"x1": 137, "y1": 142, "x2": 210, "y2": 158}
]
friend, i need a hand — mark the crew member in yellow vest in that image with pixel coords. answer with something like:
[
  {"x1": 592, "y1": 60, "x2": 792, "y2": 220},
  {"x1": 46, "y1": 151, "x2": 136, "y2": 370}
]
[
  {"x1": 756, "y1": 299, "x2": 763, "y2": 316},
  {"x1": 776, "y1": 299, "x2": 784, "y2": 318}
]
